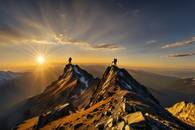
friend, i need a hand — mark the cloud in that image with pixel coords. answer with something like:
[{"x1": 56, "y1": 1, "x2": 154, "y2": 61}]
[
  {"x1": 90, "y1": 43, "x2": 124, "y2": 51},
  {"x1": 146, "y1": 40, "x2": 157, "y2": 45},
  {"x1": 162, "y1": 36, "x2": 195, "y2": 48},
  {"x1": 167, "y1": 52, "x2": 195, "y2": 57},
  {"x1": 53, "y1": 34, "x2": 125, "y2": 51},
  {"x1": 0, "y1": 8, "x2": 127, "y2": 52},
  {"x1": 0, "y1": 31, "x2": 125, "y2": 51}
]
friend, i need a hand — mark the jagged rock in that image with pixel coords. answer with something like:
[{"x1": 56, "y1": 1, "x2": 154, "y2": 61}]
[
  {"x1": 117, "y1": 121, "x2": 125, "y2": 130},
  {"x1": 36, "y1": 102, "x2": 75, "y2": 129},
  {"x1": 124, "y1": 111, "x2": 145, "y2": 125},
  {"x1": 106, "y1": 118, "x2": 113, "y2": 127},
  {"x1": 121, "y1": 102, "x2": 126, "y2": 112},
  {"x1": 168, "y1": 101, "x2": 195, "y2": 127},
  {"x1": 124, "y1": 125, "x2": 131, "y2": 130}
]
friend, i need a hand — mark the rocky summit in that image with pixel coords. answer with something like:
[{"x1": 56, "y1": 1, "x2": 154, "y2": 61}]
[{"x1": 0, "y1": 64, "x2": 194, "y2": 130}]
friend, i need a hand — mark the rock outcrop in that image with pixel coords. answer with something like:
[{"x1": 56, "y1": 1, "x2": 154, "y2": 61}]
[{"x1": 168, "y1": 101, "x2": 195, "y2": 127}]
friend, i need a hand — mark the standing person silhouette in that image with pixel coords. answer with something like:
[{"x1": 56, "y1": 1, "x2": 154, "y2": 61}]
[
  {"x1": 112, "y1": 58, "x2": 117, "y2": 66},
  {"x1": 64, "y1": 57, "x2": 72, "y2": 73},
  {"x1": 68, "y1": 57, "x2": 72, "y2": 64}
]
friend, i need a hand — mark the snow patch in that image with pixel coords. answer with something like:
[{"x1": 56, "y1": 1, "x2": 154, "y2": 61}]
[
  {"x1": 118, "y1": 71, "x2": 124, "y2": 77},
  {"x1": 73, "y1": 66, "x2": 89, "y2": 87},
  {"x1": 118, "y1": 71, "x2": 132, "y2": 90},
  {"x1": 55, "y1": 103, "x2": 69, "y2": 111},
  {"x1": 120, "y1": 80, "x2": 132, "y2": 90},
  {"x1": 74, "y1": 66, "x2": 81, "y2": 75},
  {"x1": 80, "y1": 76, "x2": 89, "y2": 87}
]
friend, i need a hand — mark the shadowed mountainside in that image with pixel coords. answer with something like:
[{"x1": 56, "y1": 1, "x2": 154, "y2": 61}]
[{"x1": 0, "y1": 69, "x2": 59, "y2": 113}]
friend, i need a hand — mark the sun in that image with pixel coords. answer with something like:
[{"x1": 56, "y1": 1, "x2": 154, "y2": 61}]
[{"x1": 36, "y1": 55, "x2": 45, "y2": 65}]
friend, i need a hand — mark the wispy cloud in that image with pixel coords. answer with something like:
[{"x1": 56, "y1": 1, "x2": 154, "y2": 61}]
[
  {"x1": 0, "y1": 31, "x2": 125, "y2": 51},
  {"x1": 52, "y1": 34, "x2": 125, "y2": 51},
  {"x1": 167, "y1": 52, "x2": 195, "y2": 57},
  {"x1": 90, "y1": 43, "x2": 124, "y2": 51},
  {"x1": 0, "y1": 5, "x2": 127, "y2": 52},
  {"x1": 162, "y1": 36, "x2": 195, "y2": 48},
  {"x1": 146, "y1": 40, "x2": 157, "y2": 45}
]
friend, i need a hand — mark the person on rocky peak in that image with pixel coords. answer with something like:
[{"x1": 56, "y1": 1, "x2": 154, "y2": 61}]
[
  {"x1": 112, "y1": 58, "x2": 117, "y2": 66},
  {"x1": 68, "y1": 57, "x2": 72, "y2": 64}
]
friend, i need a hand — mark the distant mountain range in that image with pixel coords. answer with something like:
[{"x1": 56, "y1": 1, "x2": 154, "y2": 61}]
[
  {"x1": 0, "y1": 71, "x2": 22, "y2": 86},
  {"x1": 0, "y1": 69, "x2": 59, "y2": 112},
  {"x1": 0, "y1": 64, "x2": 194, "y2": 130},
  {"x1": 129, "y1": 70, "x2": 195, "y2": 106}
]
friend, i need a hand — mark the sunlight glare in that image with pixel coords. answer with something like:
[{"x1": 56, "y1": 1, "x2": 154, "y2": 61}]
[{"x1": 37, "y1": 55, "x2": 45, "y2": 65}]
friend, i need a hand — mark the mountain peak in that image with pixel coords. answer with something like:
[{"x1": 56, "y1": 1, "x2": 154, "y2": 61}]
[
  {"x1": 98, "y1": 65, "x2": 160, "y2": 104},
  {"x1": 61, "y1": 64, "x2": 95, "y2": 88},
  {"x1": 90, "y1": 65, "x2": 160, "y2": 106}
]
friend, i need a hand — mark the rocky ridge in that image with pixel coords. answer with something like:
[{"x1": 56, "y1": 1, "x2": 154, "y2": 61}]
[{"x1": 15, "y1": 65, "x2": 194, "y2": 130}]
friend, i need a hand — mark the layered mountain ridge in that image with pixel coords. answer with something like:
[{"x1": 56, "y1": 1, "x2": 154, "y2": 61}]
[
  {"x1": 0, "y1": 71, "x2": 22, "y2": 86},
  {"x1": 0, "y1": 64, "x2": 194, "y2": 130}
]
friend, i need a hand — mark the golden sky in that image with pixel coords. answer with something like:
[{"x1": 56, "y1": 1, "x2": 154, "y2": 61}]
[{"x1": 0, "y1": 0, "x2": 195, "y2": 71}]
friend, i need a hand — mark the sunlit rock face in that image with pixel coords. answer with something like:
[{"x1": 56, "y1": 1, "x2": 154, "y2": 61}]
[
  {"x1": 15, "y1": 65, "x2": 194, "y2": 130},
  {"x1": 168, "y1": 101, "x2": 195, "y2": 127},
  {"x1": 43, "y1": 64, "x2": 99, "y2": 109}
]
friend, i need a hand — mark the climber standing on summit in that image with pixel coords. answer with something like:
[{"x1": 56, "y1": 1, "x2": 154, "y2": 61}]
[
  {"x1": 68, "y1": 57, "x2": 72, "y2": 64},
  {"x1": 112, "y1": 58, "x2": 117, "y2": 66},
  {"x1": 64, "y1": 57, "x2": 72, "y2": 73}
]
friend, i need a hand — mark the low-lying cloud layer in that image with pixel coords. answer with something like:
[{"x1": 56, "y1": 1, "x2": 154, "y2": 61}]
[
  {"x1": 168, "y1": 52, "x2": 195, "y2": 57},
  {"x1": 162, "y1": 36, "x2": 195, "y2": 49}
]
